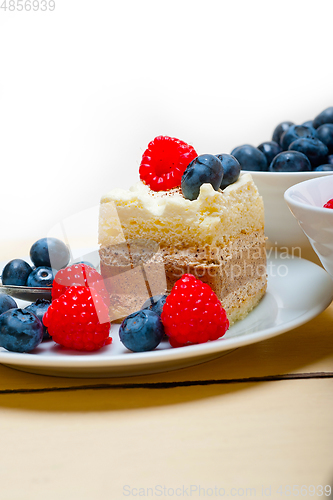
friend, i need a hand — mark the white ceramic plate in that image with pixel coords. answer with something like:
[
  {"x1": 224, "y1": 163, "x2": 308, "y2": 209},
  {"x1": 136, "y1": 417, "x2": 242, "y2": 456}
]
[{"x1": 0, "y1": 255, "x2": 332, "y2": 378}]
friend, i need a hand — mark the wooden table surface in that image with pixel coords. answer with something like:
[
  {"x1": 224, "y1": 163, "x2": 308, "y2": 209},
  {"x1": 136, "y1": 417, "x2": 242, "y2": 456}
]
[{"x1": 0, "y1": 243, "x2": 332, "y2": 499}]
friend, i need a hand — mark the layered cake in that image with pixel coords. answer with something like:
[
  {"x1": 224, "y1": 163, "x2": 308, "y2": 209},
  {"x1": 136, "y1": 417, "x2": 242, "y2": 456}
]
[{"x1": 99, "y1": 138, "x2": 267, "y2": 324}]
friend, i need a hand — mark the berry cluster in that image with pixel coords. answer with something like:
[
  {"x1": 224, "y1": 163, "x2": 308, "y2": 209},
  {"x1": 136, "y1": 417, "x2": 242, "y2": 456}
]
[
  {"x1": 1, "y1": 237, "x2": 70, "y2": 288},
  {"x1": 119, "y1": 275, "x2": 229, "y2": 352},
  {"x1": 139, "y1": 135, "x2": 241, "y2": 201},
  {"x1": 231, "y1": 106, "x2": 333, "y2": 172},
  {"x1": 0, "y1": 239, "x2": 112, "y2": 352}
]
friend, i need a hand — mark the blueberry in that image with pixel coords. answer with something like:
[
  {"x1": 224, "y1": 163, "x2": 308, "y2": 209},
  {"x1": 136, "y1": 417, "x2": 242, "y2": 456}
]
[
  {"x1": 0, "y1": 308, "x2": 43, "y2": 352},
  {"x1": 313, "y1": 107, "x2": 333, "y2": 129},
  {"x1": 272, "y1": 121, "x2": 294, "y2": 146},
  {"x1": 1, "y1": 259, "x2": 33, "y2": 286},
  {"x1": 30, "y1": 237, "x2": 70, "y2": 270},
  {"x1": 119, "y1": 309, "x2": 164, "y2": 352},
  {"x1": 26, "y1": 267, "x2": 54, "y2": 288},
  {"x1": 141, "y1": 294, "x2": 167, "y2": 317},
  {"x1": 230, "y1": 145, "x2": 267, "y2": 171},
  {"x1": 315, "y1": 124, "x2": 333, "y2": 154},
  {"x1": 215, "y1": 154, "x2": 241, "y2": 189},
  {"x1": 257, "y1": 141, "x2": 282, "y2": 167},
  {"x1": 302, "y1": 120, "x2": 314, "y2": 128},
  {"x1": 314, "y1": 164, "x2": 333, "y2": 171},
  {"x1": 327, "y1": 155, "x2": 333, "y2": 165},
  {"x1": 269, "y1": 151, "x2": 311, "y2": 172},
  {"x1": 25, "y1": 299, "x2": 51, "y2": 340},
  {"x1": 181, "y1": 154, "x2": 223, "y2": 201},
  {"x1": 0, "y1": 295, "x2": 17, "y2": 316},
  {"x1": 280, "y1": 124, "x2": 316, "y2": 151},
  {"x1": 288, "y1": 138, "x2": 328, "y2": 168}
]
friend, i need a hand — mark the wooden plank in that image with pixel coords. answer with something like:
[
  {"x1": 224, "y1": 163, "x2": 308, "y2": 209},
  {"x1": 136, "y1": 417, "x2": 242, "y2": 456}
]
[{"x1": 0, "y1": 379, "x2": 331, "y2": 499}]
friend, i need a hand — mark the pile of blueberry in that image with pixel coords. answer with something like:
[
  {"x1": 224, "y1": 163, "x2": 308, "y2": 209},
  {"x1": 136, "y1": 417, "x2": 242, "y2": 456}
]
[
  {"x1": 0, "y1": 237, "x2": 70, "y2": 353},
  {"x1": 1, "y1": 237, "x2": 70, "y2": 288},
  {"x1": 230, "y1": 106, "x2": 333, "y2": 172}
]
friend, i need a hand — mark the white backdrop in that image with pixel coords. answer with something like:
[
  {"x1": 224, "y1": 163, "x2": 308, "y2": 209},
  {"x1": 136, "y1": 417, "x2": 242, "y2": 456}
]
[{"x1": 0, "y1": 0, "x2": 332, "y2": 248}]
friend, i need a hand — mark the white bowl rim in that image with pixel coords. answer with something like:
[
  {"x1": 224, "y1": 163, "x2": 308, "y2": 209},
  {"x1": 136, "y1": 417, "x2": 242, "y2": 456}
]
[
  {"x1": 242, "y1": 169, "x2": 333, "y2": 177},
  {"x1": 284, "y1": 174, "x2": 333, "y2": 213}
]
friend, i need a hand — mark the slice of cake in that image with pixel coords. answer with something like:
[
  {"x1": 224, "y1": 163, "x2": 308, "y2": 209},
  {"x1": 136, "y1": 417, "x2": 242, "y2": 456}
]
[{"x1": 99, "y1": 167, "x2": 267, "y2": 324}]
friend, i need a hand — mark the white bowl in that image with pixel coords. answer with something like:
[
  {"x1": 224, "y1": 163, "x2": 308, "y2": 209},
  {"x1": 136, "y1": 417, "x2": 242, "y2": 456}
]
[
  {"x1": 284, "y1": 175, "x2": 333, "y2": 278},
  {"x1": 249, "y1": 170, "x2": 333, "y2": 263}
]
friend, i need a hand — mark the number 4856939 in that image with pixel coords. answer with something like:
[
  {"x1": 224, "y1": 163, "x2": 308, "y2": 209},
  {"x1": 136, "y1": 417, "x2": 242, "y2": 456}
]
[{"x1": 0, "y1": 0, "x2": 55, "y2": 11}]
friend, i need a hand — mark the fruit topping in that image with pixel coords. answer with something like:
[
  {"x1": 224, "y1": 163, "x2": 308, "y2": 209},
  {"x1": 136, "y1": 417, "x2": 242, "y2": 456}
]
[
  {"x1": 230, "y1": 144, "x2": 267, "y2": 171},
  {"x1": 269, "y1": 151, "x2": 311, "y2": 172},
  {"x1": 0, "y1": 308, "x2": 43, "y2": 352},
  {"x1": 1, "y1": 259, "x2": 33, "y2": 286},
  {"x1": 161, "y1": 274, "x2": 229, "y2": 347},
  {"x1": 0, "y1": 294, "x2": 17, "y2": 316},
  {"x1": 181, "y1": 154, "x2": 223, "y2": 200},
  {"x1": 139, "y1": 136, "x2": 197, "y2": 191},
  {"x1": 119, "y1": 309, "x2": 164, "y2": 352},
  {"x1": 30, "y1": 237, "x2": 70, "y2": 270},
  {"x1": 26, "y1": 266, "x2": 54, "y2": 288},
  {"x1": 52, "y1": 263, "x2": 110, "y2": 307},
  {"x1": 323, "y1": 198, "x2": 333, "y2": 209},
  {"x1": 215, "y1": 154, "x2": 241, "y2": 189},
  {"x1": 25, "y1": 299, "x2": 51, "y2": 340},
  {"x1": 44, "y1": 286, "x2": 111, "y2": 351}
]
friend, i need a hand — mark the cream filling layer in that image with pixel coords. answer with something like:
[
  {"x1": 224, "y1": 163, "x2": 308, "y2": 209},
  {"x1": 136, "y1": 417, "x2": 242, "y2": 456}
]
[{"x1": 99, "y1": 173, "x2": 264, "y2": 248}]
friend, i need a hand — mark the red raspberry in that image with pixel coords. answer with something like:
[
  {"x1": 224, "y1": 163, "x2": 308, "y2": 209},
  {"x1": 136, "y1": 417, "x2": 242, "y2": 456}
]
[
  {"x1": 52, "y1": 264, "x2": 110, "y2": 307},
  {"x1": 139, "y1": 136, "x2": 198, "y2": 191},
  {"x1": 44, "y1": 286, "x2": 112, "y2": 351},
  {"x1": 161, "y1": 274, "x2": 229, "y2": 347},
  {"x1": 323, "y1": 198, "x2": 333, "y2": 209}
]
